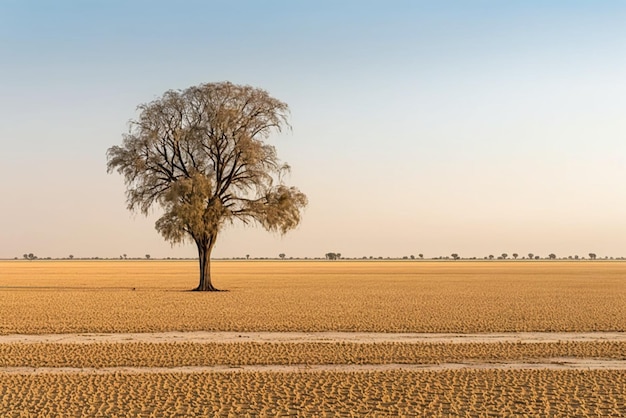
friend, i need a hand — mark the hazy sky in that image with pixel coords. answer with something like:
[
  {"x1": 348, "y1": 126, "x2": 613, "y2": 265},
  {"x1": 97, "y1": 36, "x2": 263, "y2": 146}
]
[{"x1": 2, "y1": 1, "x2": 626, "y2": 259}]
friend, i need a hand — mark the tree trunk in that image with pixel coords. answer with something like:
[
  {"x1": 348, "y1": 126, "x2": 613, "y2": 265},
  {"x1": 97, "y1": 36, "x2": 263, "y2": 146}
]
[{"x1": 194, "y1": 238, "x2": 219, "y2": 291}]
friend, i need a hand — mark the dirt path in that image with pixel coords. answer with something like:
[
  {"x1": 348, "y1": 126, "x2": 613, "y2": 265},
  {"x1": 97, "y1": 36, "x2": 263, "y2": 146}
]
[
  {"x1": 3, "y1": 332, "x2": 625, "y2": 374},
  {"x1": 3, "y1": 358, "x2": 626, "y2": 374},
  {"x1": 1, "y1": 331, "x2": 625, "y2": 344}
]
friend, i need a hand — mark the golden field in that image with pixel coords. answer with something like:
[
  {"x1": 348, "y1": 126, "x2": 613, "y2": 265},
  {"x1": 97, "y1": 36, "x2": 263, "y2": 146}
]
[
  {"x1": 1, "y1": 260, "x2": 626, "y2": 416},
  {"x1": 1, "y1": 260, "x2": 626, "y2": 333},
  {"x1": 1, "y1": 341, "x2": 625, "y2": 368},
  {"x1": 1, "y1": 370, "x2": 625, "y2": 416}
]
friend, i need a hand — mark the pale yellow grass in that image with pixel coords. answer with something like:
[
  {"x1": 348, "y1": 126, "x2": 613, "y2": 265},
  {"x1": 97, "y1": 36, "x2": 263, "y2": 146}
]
[
  {"x1": 1, "y1": 260, "x2": 625, "y2": 333},
  {"x1": 2, "y1": 260, "x2": 626, "y2": 415},
  {"x1": 1, "y1": 370, "x2": 625, "y2": 416},
  {"x1": 1, "y1": 341, "x2": 625, "y2": 368}
]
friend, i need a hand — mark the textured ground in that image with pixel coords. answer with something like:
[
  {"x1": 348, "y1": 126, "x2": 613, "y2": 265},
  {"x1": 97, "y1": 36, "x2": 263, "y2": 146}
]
[
  {"x1": 1, "y1": 260, "x2": 625, "y2": 416},
  {"x1": 1, "y1": 370, "x2": 625, "y2": 417},
  {"x1": 1, "y1": 260, "x2": 625, "y2": 334},
  {"x1": 1, "y1": 340, "x2": 626, "y2": 368}
]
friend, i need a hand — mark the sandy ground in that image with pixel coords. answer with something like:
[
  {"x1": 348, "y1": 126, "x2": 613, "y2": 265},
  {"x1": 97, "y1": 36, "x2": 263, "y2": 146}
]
[
  {"x1": 1, "y1": 261, "x2": 625, "y2": 415},
  {"x1": 3, "y1": 260, "x2": 626, "y2": 334},
  {"x1": 1, "y1": 332, "x2": 625, "y2": 373},
  {"x1": 3, "y1": 358, "x2": 626, "y2": 374},
  {"x1": 2, "y1": 370, "x2": 625, "y2": 416},
  {"x1": 1, "y1": 331, "x2": 625, "y2": 344}
]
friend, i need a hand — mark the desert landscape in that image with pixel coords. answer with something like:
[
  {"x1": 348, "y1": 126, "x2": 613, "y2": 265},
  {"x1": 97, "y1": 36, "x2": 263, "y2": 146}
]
[{"x1": 1, "y1": 260, "x2": 625, "y2": 416}]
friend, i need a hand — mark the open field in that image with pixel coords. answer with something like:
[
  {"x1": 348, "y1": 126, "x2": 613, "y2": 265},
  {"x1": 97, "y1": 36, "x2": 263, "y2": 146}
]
[
  {"x1": 1, "y1": 260, "x2": 625, "y2": 415},
  {"x1": 1, "y1": 260, "x2": 626, "y2": 333},
  {"x1": 1, "y1": 370, "x2": 625, "y2": 416},
  {"x1": 1, "y1": 341, "x2": 626, "y2": 368}
]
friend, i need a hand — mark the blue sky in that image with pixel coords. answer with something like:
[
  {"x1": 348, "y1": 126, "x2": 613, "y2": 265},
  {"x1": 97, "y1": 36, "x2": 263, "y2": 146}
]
[{"x1": 2, "y1": 1, "x2": 626, "y2": 259}]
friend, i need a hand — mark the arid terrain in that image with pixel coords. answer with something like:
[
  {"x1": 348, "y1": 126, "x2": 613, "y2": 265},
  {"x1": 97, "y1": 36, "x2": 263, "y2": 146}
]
[{"x1": 1, "y1": 260, "x2": 625, "y2": 416}]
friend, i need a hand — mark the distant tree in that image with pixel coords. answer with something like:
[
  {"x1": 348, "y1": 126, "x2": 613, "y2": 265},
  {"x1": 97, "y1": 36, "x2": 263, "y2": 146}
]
[
  {"x1": 528, "y1": 253, "x2": 534, "y2": 260},
  {"x1": 501, "y1": 253, "x2": 508, "y2": 259},
  {"x1": 418, "y1": 254, "x2": 423, "y2": 259},
  {"x1": 23, "y1": 254, "x2": 28, "y2": 260},
  {"x1": 325, "y1": 253, "x2": 337, "y2": 260},
  {"x1": 107, "y1": 82, "x2": 307, "y2": 291},
  {"x1": 488, "y1": 255, "x2": 494, "y2": 260},
  {"x1": 410, "y1": 255, "x2": 415, "y2": 260},
  {"x1": 336, "y1": 253, "x2": 342, "y2": 259},
  {"x1": 548, "y1": 253, "x2": 556, "y2": 260},
  {"x1": 589, "y1": 253, "x2": 597, "y2": 260},
  {"x1": 123, "y1": 254, "x2": 127, "y2": 260},
  {"x1": 145, "y1": 254, "x2": 151, "y2": 260},
  {"x1": 534, "y1": 255, "x2": 540, "y2": 260},
  {"x1": 279, "y1": 253, "x2": 286, "y2": 260},
  {"x1": 246, "y1": 254, "x2": 250, "y2": 260},
  {"x1": 512, "y1": 253, "x2": 518, "y2": 259},
  {"x1": 69, "y1": 255, "x2": 74, "y2": 260},
  {"x1": 27, "y1": 253, "x2": 36, "y2": 260},
  {"x1": 574, "y1": 255, "x2": 579, "y2": 260},
  {"x1": 451, "y1": 253, "x2": 459, "y2": 260}
]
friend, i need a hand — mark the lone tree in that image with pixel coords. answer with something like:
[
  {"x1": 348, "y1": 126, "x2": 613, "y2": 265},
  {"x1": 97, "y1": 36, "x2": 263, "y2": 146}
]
[{"x1": 107, "y1": 82, "x2": 307, "y2": 291}]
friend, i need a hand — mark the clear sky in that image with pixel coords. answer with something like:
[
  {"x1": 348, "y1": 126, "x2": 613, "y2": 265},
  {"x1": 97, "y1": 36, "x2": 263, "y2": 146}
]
[{"x1": 2, "y1": 1, "x2": 626, "y2": 259}]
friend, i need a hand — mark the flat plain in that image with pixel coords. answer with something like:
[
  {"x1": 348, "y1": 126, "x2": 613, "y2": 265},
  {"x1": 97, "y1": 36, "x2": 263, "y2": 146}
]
[
  {"x1": 2, "y1": 260, "x2": 626, "y2": 333},
  {"x1": 1, "y1": 260, "x2": 625, "y2": 416}
]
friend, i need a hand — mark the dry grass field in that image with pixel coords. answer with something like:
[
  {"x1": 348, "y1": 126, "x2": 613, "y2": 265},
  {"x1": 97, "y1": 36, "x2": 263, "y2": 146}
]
[
  {"x1": 1, "y1": 370, "x2": 625, "y2": 416},
  {"x1": 1, "y1": 341, "x2": 626, "y2": 368},
  {"x1": 1, "y1": 260, "x2": 625, "y2": 333},
  {"x1": 1, "y1": 260, "x2": 625, "y2": 416}
]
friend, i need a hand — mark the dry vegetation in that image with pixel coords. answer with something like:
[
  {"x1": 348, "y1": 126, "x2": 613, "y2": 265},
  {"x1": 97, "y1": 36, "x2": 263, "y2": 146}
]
[
  {"x1": 1, "y1": 260, "x2": 626, "y2": 334},
  {"x1": 1, "y1": 341, "x2": 625, "y2": 368},
  {"x1": 1, "y1": 260, "x2": 625, "y2": 415},
  {"x1": 1, "y1": 370, "x2": 625, "y2": 416}
]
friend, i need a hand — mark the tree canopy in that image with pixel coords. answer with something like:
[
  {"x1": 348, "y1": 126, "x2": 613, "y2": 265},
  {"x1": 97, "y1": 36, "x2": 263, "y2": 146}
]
[{"x1": 107, "y1": 82, "x2": 307, "y2": 290}]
